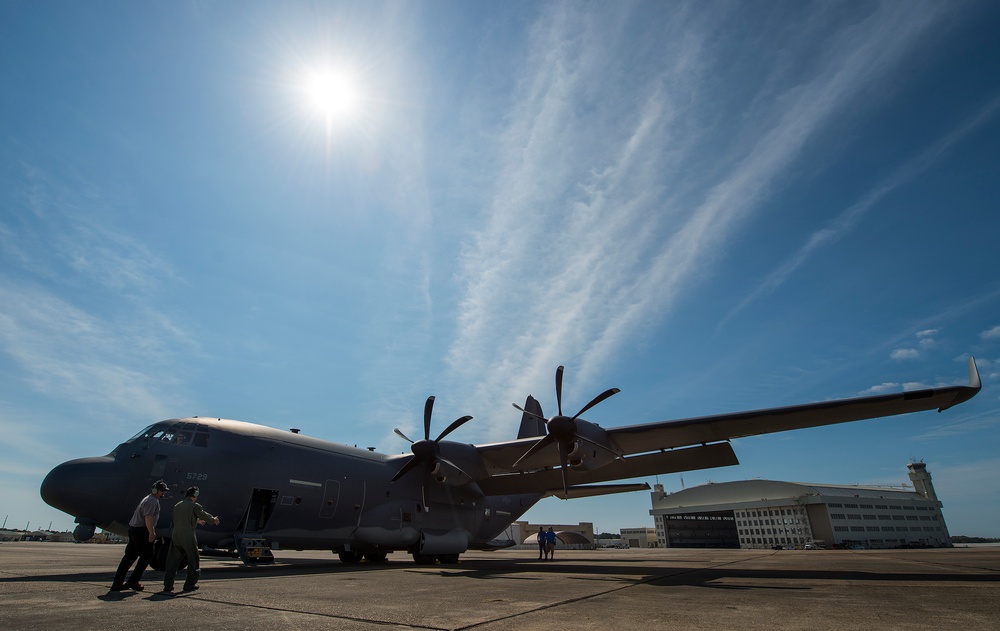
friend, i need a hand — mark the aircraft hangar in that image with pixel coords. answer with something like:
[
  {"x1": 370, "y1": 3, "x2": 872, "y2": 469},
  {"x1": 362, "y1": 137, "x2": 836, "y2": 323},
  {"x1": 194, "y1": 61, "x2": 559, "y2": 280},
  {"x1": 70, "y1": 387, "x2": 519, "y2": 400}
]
[{"x1": 649, "y1": 462, "x2": 952, "y2": 549}]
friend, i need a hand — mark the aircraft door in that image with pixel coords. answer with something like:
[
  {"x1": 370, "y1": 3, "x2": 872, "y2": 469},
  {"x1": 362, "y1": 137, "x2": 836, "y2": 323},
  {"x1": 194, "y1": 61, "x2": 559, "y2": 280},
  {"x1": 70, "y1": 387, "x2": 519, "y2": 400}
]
[
  {"x1": 319, "y1": 480, "x2": 340, "y2": 519},
  {"x1": 320, "y1": 478, "x2": 366, "y2": 527},
  {"x1": 238, "y1": 488, "x2": 279, "y2": 533}
]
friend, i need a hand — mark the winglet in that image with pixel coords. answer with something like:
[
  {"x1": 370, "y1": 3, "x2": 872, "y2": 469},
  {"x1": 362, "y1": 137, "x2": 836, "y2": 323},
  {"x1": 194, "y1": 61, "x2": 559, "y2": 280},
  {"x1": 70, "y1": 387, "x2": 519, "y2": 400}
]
[
  {"x1": 968, "y1": 356, "x2": 982, "y2": 390},
  {"x1": 937, "y1": 356, "x2": 982, "y2": 412}
]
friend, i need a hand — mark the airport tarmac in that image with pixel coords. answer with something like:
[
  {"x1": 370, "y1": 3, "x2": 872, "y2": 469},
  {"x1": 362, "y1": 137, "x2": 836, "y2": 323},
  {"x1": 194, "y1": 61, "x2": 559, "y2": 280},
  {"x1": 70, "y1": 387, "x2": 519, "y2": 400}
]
[{"x1": 1, "y1": 542, "x2": 998, "y2": 630}]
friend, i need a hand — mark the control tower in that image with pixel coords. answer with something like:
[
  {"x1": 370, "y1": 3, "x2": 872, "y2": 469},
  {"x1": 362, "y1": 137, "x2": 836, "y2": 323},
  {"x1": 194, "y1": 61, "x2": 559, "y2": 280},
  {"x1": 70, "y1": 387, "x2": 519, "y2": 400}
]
[{"x1": 907, "y1": 461, "x2": 938, "y2": 501}]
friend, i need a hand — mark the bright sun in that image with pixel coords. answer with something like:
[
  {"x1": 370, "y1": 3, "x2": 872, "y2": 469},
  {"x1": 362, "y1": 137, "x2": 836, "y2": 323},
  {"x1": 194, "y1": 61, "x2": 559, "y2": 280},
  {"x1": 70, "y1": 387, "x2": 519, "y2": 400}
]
[{"x1": 302, "y1": 66, "x2": 361, "y2": 122}]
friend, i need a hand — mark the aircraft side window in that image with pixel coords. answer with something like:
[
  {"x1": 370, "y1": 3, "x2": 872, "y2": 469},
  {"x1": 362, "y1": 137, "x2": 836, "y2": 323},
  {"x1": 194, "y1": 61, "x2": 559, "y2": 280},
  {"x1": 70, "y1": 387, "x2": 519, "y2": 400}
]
[
  {"x1": 157, "y1": 430, "x2": 176, "y2": 443},
  {"x1": 192, "y1": 432, "x2": 210, "y2": 447}
]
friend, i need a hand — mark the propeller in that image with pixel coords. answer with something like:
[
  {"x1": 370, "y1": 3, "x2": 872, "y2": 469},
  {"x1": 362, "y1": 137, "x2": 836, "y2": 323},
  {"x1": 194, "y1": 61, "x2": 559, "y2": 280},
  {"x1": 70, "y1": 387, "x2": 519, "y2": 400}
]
[
  {"x1": 391, "y1": 396, "x2": 473, "y2": 486},
  {"x1": 512, "y1": 366, "x2": 621, "y2": 497}
]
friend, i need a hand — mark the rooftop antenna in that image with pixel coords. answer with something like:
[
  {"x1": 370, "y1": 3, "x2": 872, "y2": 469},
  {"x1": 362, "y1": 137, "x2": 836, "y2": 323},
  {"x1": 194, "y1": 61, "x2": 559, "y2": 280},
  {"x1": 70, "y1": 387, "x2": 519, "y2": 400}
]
[{"x1": 680, "y1": 475, "x2": 685, "y2": 490}]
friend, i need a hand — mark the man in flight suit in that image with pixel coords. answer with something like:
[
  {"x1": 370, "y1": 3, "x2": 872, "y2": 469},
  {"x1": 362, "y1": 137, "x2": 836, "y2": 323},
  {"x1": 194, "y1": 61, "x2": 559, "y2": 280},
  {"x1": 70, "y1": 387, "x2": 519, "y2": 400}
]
[
  {"x1": 109, "y1": 480, "x2": 169, "y2": 592},
  {"x1": 162, "y1": 486, "x2": 220, "y2": 593}
]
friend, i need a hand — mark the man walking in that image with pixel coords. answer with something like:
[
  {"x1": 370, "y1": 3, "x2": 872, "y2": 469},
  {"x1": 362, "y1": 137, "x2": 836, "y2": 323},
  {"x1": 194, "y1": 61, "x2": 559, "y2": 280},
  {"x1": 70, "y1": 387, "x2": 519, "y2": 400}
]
[
  {"x1": 544, "y1": 527, "x2": 557, "y2": 560},
  {"x1": 536, "y1": 526, "x2": 546, "y2": 560},
  {"x1": 110, "y1": 480, "x2": 169, "y2": 592},
  {"x1": 162, "y1": 486, "x2": 220, "y2": 594}
]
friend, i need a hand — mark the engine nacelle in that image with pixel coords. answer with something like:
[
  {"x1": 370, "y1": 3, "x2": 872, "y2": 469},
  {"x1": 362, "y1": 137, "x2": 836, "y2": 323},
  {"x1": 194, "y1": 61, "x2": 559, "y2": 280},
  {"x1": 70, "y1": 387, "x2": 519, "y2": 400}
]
[
  {"x1": 567, "y1": 441, "x2": 585, "y2": 467},
  {"x1": 73, "y1": 522, "x2": 96, "y2": 542},
  {"x1": 418, "y1": 529, "x2": 469, "y2": 555},
  {"x1": 569, "y1": 419, "x2": 618, "y2": 471},
  {"x1": 434, "y1": 442, "x2": 489, "y2": 486}
]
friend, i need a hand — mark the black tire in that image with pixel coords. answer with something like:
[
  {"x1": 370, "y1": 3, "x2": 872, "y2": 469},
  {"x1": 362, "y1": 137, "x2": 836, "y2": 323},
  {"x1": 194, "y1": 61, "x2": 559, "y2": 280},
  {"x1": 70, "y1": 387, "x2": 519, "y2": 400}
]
[
  {"x1": 338, "y1": 550, "x2": 363, "y2": 563},
  {"x1": 411, "y1": 553, "x2": 436, "y2": 565},
  {"x1": 438, "y1": 553, "x2": 460, "y2": 564},
  {"x1": 363, "y1": 551, "x2": 388, "y2": 563}
]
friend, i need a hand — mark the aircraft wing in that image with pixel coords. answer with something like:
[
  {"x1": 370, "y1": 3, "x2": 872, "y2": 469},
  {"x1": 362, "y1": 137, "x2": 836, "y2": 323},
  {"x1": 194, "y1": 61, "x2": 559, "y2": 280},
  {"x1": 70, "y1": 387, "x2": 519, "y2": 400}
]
[
  {"x1": 607, "y1": 357, "x2": 981, "y2": 454},
  {"x1": 477, "y1": 357, "x2": 981, "y2": 475}
]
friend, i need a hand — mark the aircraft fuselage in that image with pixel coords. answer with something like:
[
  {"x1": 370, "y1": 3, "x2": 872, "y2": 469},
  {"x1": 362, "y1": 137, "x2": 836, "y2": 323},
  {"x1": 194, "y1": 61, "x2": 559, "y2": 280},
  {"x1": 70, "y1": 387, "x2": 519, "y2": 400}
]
[{"x1": 41, "y1": 417, "x2": 538, "y2": 561}]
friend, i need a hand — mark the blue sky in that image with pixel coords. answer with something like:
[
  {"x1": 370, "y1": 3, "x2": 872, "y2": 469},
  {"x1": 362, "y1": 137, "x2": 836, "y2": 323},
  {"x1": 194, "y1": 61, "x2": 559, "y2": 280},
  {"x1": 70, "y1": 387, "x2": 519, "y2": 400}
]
[{"x1": 2, "y1": 1, "x2": 999, "y2": 538}]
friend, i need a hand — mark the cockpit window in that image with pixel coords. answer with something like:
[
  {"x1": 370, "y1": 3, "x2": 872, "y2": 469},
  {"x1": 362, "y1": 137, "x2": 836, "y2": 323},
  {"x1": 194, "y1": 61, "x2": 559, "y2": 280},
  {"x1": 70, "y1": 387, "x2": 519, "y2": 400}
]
[
  {"x1": 126, "y1": 424, "x2": 158, "y2": 443},
  {"x1": 125, "y1": 422, "x2": 210, "y2": 447}
]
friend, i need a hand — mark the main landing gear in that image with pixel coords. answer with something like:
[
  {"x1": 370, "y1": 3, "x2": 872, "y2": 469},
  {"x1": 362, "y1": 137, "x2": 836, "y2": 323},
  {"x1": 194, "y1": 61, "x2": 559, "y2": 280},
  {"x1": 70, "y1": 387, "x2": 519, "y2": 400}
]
[
  {"x1": 411, "y1": 552, "x2": 459, "y2": 565},
  {"x1": 337, "y1": 550, "x2": 388, "y2": 564}
]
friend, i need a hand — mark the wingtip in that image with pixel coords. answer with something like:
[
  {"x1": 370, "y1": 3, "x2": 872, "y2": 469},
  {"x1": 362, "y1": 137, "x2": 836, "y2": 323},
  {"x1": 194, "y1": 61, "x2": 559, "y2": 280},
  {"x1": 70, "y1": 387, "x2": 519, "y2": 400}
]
[
  {"x1": 968, "y1": 356, "x2": 982, "y2": 390},
  {"x1": 937, "y1": 357, "x2": 982, "y2": 412}
]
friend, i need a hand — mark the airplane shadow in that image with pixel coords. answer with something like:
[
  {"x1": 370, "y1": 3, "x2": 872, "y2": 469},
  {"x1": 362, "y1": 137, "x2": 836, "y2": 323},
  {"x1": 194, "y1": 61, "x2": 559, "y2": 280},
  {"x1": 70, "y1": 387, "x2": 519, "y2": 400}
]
[
  {"x1": 423, "y1": 556, "x2": 1000, "y2": 589},
  {"x1": 4, "y1": 555, "x2": 998, "y2": 593}
]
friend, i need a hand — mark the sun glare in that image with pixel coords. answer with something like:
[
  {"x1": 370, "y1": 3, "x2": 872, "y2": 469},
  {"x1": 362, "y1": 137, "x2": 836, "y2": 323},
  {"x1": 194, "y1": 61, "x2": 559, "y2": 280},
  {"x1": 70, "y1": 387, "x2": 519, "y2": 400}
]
[{"x1": 303, "y1": 66, "x2": 361, "y2": 122}]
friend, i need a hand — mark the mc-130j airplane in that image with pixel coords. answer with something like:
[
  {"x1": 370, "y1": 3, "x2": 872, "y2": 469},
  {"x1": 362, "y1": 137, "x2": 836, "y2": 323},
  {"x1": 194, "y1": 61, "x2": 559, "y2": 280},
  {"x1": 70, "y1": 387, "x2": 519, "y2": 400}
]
[{"x1": 42, "y1": 361, "x2": 981, "y2": 566}]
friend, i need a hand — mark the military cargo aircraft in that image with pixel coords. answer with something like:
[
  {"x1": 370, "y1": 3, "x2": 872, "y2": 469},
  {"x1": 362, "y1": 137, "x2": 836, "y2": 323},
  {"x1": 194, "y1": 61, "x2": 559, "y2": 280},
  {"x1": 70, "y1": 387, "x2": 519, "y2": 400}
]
[{"x1": 41, "y1": 361, "x2": 981, "y2": 566}]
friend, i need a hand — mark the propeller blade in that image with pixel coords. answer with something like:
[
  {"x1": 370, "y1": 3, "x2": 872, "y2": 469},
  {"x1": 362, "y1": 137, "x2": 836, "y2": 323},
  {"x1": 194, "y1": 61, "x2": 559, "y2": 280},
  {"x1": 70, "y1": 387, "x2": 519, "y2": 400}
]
[
  {"x1": 423, "y1": 396, "x2": 434, "y2": 441},
  {"x1": 572, "y1": 387, "x2": 620, "y2": 420},
  {"x1": 390, "y1": 455, "x2": 420, "y2": 483},
  {"x1": 435, "y1": 415, "x2": 473, "y2": 442},
  {"x1": 512, "y1": 434, "x2": 555, "y2": 468},
  {"x1": 393, "y1": 428, "x2": 414, "y2": 444},
  {"x1": 437, "y1": 457, "x2": 472, "y2": 480},
  {"x1": 512, "y1": 402, "x2": 547, "y2": 422},
  {"x1": 558, "y1": 442, "x2": 569, "y2": 498},
  {"x1": 576, "y1": 434, "x2": 624, "y2": 460},
  {"x1": 555, "y1": 366, "x2": 564, "y2": 416}
]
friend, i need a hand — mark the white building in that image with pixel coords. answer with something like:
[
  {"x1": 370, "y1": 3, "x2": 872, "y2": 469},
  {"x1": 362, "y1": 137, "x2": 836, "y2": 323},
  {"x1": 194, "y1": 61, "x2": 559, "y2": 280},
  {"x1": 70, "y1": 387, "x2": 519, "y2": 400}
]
[
  {"x1": 620, "y1": 527, "x2": 659, "y2": 548},
  {"x1": 650, "y1": 462, "x2": 951, "y2": 549}
]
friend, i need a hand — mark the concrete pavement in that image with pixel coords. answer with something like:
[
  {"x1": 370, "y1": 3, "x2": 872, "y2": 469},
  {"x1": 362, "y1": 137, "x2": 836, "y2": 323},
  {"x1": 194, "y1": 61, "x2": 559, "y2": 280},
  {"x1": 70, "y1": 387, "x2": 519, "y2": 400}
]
[{"x1": 1, "y1": 542, "x2": 998, "y2": 630}]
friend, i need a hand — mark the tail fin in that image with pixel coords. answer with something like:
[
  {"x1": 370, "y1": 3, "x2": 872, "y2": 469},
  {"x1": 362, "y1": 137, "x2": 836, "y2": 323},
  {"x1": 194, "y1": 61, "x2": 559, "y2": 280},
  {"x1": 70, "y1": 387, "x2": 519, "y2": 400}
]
[{"x1": 516, "y1": 395, "x2": 547, "y2": 439}]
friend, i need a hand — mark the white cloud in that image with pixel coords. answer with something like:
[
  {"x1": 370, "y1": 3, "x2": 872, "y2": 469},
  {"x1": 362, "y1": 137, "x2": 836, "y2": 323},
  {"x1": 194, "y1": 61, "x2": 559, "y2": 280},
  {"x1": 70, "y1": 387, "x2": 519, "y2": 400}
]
[
  {"x1": 0, "y1": 281, "x2": 194, "y2": 424},
  {"x1": 446, "y1": 3, "x2": 956, "y2": 439},
  {"x1": 861, "y1": 382, "x2": 900, "y2": 395},
  {"x1": 891, "y1": 348, "x2": 920, "y2": 360},
  {"x1": 981, "y1": 325, "x2": 1000, "y2": 340}
]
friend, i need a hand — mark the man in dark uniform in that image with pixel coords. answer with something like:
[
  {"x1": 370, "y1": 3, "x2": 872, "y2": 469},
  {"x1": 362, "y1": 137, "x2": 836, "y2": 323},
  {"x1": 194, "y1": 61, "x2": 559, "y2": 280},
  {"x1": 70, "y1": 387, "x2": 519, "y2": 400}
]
[
  {"x1": 162, "y1": 486, "x2": 220, "y2": 594},
  {"x1": 109, "y1": 480, "x2": 169, "y2": 592}
]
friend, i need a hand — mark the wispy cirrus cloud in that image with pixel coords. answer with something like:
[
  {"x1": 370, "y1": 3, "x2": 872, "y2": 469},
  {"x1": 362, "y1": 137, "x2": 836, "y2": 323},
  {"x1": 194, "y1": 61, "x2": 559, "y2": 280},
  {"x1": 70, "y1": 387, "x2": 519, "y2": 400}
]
[
  {"x1": 0, "y1": 281, "x2": 194, "y2": 424},
  {"x1": 720, "y1": 95, "x2": 1000, "y2": 330},
  {"x1": 0, "y1": 165, "x2": 196, "y2": 427},
  {"x1": 910, "y1": 409, "x2": 1000, "y2": 441},
  {"x1": 444, "y1": 3, "x2": 953, "y2": 437}
]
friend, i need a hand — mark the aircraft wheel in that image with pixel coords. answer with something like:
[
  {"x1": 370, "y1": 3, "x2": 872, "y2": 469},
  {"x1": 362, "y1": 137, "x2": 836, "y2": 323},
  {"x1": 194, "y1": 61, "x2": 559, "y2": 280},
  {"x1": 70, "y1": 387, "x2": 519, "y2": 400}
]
[
  {"x1": 438, "y1": 553, "x2": 460, "y2": 564},
  {"x1": 411, "y1": 553, "x2": 435, "y2": 565},
  {"x1": 363, "y1": 551, "x2": 387, "y2": 563},
  {"x1": 338, "y1": 550, "x2": 363, "y2": 564}
]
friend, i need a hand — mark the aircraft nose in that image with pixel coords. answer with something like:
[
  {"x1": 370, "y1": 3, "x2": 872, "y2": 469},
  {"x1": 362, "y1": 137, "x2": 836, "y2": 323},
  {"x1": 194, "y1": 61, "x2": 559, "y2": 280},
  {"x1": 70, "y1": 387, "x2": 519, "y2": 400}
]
[{"x1": 40, "y1": 456, "x2": 130, "y2": 522}]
